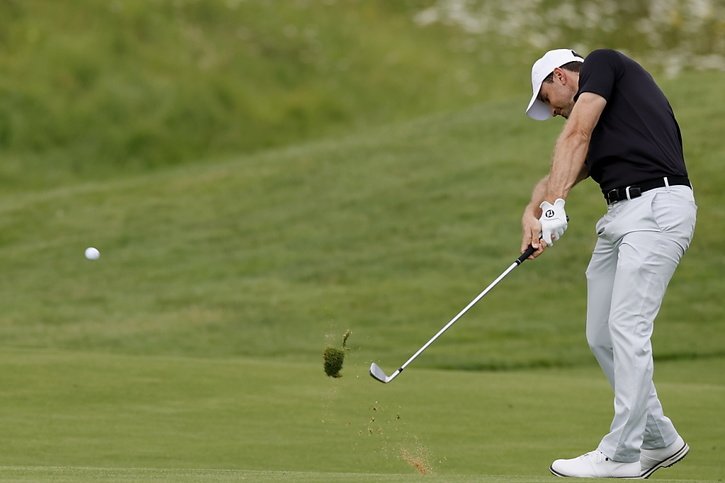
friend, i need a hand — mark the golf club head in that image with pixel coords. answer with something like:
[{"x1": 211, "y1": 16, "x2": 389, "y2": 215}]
[{"x1": 369, "y1": 362, "x2": 391, "y2": 383}]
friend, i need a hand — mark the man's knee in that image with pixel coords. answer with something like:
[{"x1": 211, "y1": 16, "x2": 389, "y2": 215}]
[{"x1": 586, "y1": 323, "x2": 611, "y2": 354}]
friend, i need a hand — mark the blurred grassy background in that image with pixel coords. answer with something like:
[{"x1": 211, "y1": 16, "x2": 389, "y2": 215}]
[
  {"x1": 0, "y1": 0, "x2": 517, "y2": 188},
  {"x1": 1, "y1": 0, "x2": 722, "y2": 189}
]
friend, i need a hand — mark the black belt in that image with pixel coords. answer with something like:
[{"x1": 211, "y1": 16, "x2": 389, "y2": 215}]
[{"x1": 604, "y1": 176, "x2": 690, "y2": 204}]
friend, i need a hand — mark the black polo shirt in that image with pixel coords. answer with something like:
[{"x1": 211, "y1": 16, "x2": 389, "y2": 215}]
[{"x1": 575, "y1": 49, "x2": 688, "y2": 191}]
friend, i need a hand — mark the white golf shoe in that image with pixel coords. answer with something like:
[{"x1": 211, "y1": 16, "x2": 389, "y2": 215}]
[
  {"x1": 550, "y1": 450, "x2": 641, "y2": 478},
  {"x1": 640, "y1": 435, "x2": 689, "y2": 478}
]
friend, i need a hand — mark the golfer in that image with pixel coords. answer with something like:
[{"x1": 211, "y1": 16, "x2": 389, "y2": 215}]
[{"x1": 520, "y1": 49, "x2": 696, "y2": 478}]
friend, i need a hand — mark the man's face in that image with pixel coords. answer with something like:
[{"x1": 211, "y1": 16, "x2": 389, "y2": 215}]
[{"x1": 538, "y1": 68, "x2": 578, "y2": 119}]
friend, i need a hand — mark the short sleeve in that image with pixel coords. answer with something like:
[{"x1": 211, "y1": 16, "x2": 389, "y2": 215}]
[{"x1": 576, "y1": 49, "x2": 622, "y2": 102}]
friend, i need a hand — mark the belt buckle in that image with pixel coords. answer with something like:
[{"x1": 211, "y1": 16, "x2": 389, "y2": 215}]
[{"x1": 606, "y1": 189, "x2": 619, "y2": 204}]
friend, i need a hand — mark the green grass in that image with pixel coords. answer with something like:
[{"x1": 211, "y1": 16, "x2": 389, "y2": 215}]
[
  {"x1": 0, "y1": 0, "x2": 525, "y2": 188},
  {"x1": 0, "y1": 3, "x2": 723, "y2": 480},
  {"x1": 0, "y1": 351, "x2": 722, "y2": 481},
  {"x1": 2, "y1": 1, "x2": 722, "y2": 190},
  {"x1": 0, "y1": 73, "x2": 723, "y2": 368}
]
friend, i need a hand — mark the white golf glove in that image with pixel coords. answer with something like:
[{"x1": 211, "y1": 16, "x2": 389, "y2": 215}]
[{"x1": 539, "y1": 198, "x2": 568, "y2": 246}]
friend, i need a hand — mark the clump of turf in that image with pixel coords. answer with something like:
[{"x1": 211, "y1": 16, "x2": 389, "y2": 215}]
[{"x1": 324, "y1": 330, "x2": 351, "y2": 378}]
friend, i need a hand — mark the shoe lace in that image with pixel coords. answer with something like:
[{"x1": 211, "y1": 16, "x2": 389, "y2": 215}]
[{"x1": 584, "y1": 451, "x2": 610, "y2": 463}]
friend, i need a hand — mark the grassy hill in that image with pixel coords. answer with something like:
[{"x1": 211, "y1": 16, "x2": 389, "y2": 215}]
[
  {"x1": 2, "y1": 0, "x2": 722, "y2": 190},
  {"x1": 1, "y1": 70, "x2": 722, "y2": 370},
  {"x1": 0, "y1": 0, "x2": 521, "y2": 189}
]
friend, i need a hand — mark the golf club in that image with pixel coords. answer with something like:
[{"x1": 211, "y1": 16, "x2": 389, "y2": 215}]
[{"x1": 369, "y1": 245, "x2": 537, "y2": 383}]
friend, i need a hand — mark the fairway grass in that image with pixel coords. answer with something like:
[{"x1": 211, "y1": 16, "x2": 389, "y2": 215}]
[{"x1": 0, "y1": 350, "x2": 722, "y2": 482}]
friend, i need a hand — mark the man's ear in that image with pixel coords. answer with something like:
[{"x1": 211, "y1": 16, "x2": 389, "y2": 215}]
[{"x1": 554, "y1": 67, "x2": 566, "y2": 84}]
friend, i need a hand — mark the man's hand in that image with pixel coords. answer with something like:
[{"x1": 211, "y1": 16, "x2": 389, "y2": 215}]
[
  {"x1": 539, "y1": 198, "x2": 568, "y2": 246},
  {"x1": 521, "y1": 211, "x2": 545, "y2": 259}
]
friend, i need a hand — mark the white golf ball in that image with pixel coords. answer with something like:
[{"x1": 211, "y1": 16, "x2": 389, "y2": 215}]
[{"x1": 84, "y1": 247, "x2": 101, "y2": 260}]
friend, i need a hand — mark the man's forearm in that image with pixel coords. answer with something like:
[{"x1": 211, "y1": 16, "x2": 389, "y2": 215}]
[
  {"x1": 544, "y1": 92, "x2": 605, "y2": 201},
  {"x1": 526, "y1": 175, "x2": 549, "y2": 218},
  {"x1": 545, "y1": 128, "x2": 590, "y2": 201}
]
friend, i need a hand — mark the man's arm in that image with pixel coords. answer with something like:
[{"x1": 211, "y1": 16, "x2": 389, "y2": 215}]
[
  {"x1": 520, "y1": 165, "x2": 589, "y2": 256},
  {"x1": 543, "y1": 92, "x2": 607, "y2": 202},
  {"x1": 520, "y1": 92, "x2": 606, "y2": 256}
]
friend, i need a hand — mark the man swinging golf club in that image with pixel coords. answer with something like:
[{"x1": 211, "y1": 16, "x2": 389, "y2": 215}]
[{"x1": 521, "y1": 49, "x2": 696, "y2": 478}]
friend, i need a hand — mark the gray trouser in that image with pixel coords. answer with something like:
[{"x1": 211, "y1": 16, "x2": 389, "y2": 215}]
[{"x1": 585, "y1": 185, "x2": 697, "y2": 463}]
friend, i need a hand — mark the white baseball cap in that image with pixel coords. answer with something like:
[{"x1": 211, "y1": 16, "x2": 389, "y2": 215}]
[{"x1": 525, "y1": 49, "x2": 584, "y2": 120}]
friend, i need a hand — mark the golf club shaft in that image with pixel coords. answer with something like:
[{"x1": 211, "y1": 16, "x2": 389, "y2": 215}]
[{"x1": 393, "y1": 245, "x2": 536, "y2": 376}]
